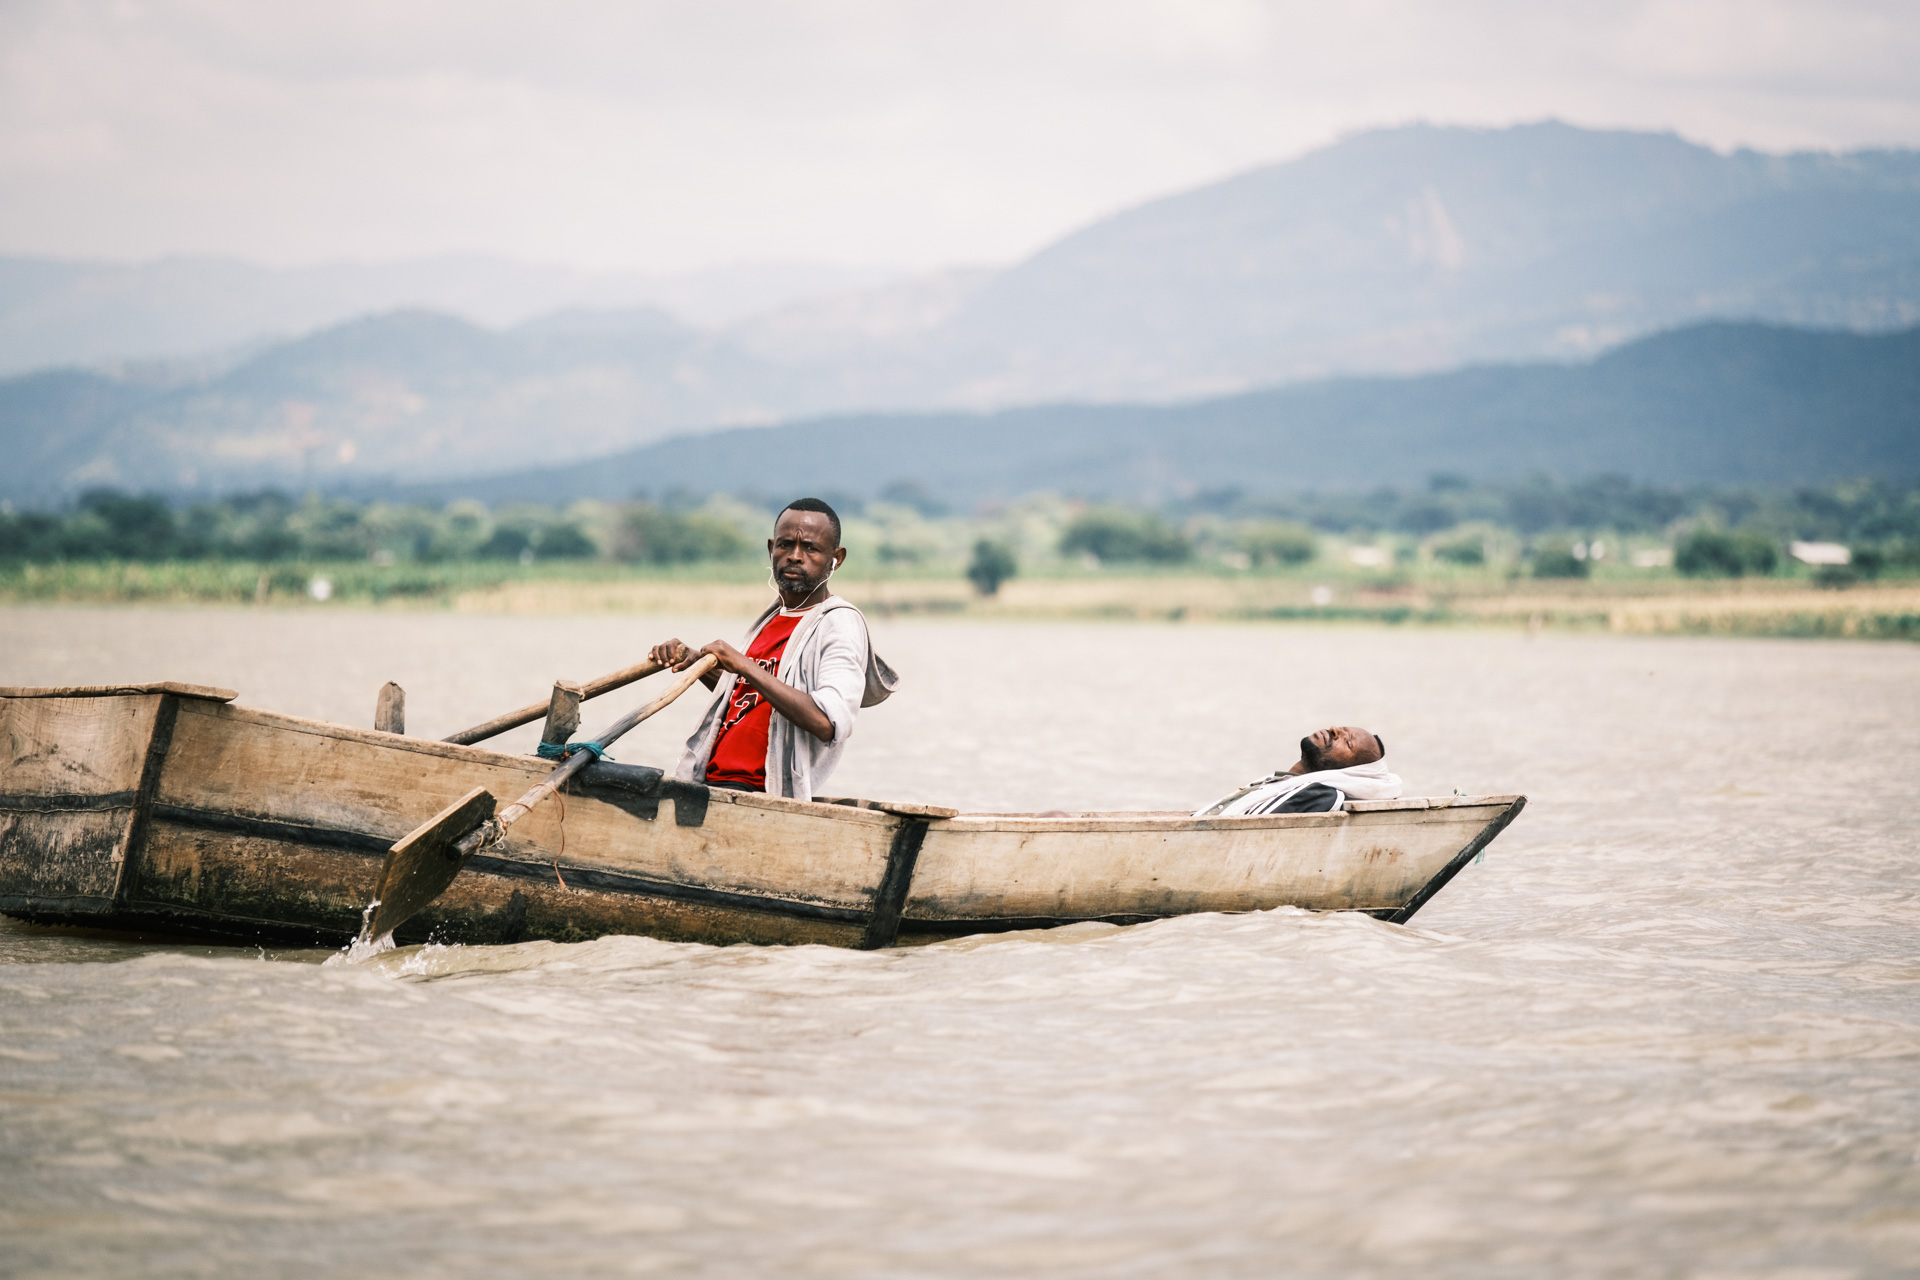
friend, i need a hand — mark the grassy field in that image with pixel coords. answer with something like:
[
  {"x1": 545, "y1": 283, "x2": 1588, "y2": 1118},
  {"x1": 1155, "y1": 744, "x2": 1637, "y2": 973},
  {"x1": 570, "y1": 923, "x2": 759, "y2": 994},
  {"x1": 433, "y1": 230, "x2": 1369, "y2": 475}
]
[{"x1": 2, "y1": 558, "x2": 1917, "y2": 640}]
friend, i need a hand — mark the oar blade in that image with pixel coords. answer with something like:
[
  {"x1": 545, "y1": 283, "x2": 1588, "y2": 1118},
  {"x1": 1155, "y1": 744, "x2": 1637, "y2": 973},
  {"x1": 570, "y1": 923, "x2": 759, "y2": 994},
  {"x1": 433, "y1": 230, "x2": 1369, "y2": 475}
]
[{"x1": 367, "y1": 786, "x2": 496, "y2": 940}]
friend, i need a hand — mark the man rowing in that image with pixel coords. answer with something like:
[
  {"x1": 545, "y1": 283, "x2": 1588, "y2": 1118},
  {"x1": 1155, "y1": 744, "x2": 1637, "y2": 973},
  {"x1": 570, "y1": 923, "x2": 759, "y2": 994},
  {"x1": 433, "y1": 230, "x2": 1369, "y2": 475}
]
[
  {"x1": 1194, "y1": 725, "x2": 1401, "y2": 816},
  {"x1": 648, "y1": 498, "x2": 897, "y2": 801}
]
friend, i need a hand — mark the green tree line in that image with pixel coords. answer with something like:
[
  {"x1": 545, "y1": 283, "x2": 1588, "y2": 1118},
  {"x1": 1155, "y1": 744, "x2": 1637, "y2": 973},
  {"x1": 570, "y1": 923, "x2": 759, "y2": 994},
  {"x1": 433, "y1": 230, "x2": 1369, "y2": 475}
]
[
  {"x1": 6, "y1": 477, "x2": 1919, "y2": 586},
  {"x1": 0, "y1": 491, "x2": 753, "y2": 567},
  {"x1": 1170, "y1": 474, "x2": 1920, "y2": 544}
]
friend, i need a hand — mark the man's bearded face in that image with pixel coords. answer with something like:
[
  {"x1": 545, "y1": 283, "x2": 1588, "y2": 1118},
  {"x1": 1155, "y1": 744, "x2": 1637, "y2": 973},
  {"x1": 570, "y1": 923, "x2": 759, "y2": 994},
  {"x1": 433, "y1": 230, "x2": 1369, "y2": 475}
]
[
  {"x1": 769, "y1": 510, "x2": 842, "y2": 600},
  {"x1": 1300, "y1": 725, "x2": 1384, "y2": 770}
]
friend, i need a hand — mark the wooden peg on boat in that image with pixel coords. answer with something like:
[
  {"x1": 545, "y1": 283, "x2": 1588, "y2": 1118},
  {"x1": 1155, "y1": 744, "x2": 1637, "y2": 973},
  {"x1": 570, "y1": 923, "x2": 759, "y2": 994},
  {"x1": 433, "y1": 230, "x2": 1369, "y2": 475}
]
[
  {"x1": 442, "y1": 656, "x2": 665, "y2": 746},
  {"x1": 540, "y1": 681, "x2": 583, "y2": 749},
  {"x1": 375, "y1": 681, "x2": 406, "y2": 734}
]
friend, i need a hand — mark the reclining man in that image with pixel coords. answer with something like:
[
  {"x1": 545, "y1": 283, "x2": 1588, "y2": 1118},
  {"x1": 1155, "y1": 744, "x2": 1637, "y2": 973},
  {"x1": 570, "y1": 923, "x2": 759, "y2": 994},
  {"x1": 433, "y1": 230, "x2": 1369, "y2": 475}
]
[
  {"x1": 1194, "y1": 725, "x2": 1401, "y2": 816},
  {"x1": 649, "y1": 498, "x2": 897, "y2": 802}
]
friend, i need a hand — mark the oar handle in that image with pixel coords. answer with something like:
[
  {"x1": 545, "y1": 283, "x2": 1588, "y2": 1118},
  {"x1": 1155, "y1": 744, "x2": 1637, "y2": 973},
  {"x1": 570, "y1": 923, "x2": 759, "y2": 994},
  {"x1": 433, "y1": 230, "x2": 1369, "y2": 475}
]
[
  {"x1": 442, "y1": 657, "x2": 667, "y2": 746},
  {"x1": 457, "y1": 654, "x2": 720, "y2": 855}
]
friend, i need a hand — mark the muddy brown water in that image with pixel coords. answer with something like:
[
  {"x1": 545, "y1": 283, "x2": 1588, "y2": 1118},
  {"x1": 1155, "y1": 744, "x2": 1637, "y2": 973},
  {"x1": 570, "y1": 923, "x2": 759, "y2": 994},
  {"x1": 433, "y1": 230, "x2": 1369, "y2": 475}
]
[{"x1": 2, "y1": 605, "x2": 1917, "y2": 1278}]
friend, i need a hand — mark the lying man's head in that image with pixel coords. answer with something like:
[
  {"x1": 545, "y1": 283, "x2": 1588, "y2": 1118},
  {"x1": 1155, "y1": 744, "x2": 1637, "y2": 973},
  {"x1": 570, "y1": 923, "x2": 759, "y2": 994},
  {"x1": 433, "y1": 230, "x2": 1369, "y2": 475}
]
[{"x1": 1294, "y1": 725, "x2": 1385, "y2": 773}]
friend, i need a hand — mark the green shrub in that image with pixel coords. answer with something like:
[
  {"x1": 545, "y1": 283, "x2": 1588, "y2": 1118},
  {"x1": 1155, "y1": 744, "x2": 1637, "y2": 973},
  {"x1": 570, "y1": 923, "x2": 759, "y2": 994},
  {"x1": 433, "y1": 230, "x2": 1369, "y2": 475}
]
[
  {"x1": 74, "y1": 490, "x2": 178, "y2": 560},
  {"x1": 295, "y1": 502, "x2": 374, "y2": 560},
  {"x1": 0, "y1": 511, "x2": 64, "y2": 561},
  {"x1": 966, "y1": 539, "x2": 1017, "y2": 596},
  {"x1": 476, "y1": 526, "x2": 532, "y2": 559},
  {"x1": 1432, "y1": 533, "x2": 1486, "y2": 565},
  {"x1": 1676, "y1": 529, "x2": 1778, "y2": 577},
  {"x1": 1736, "y1": 531, "x2": 1780, "y2": 575},
  {"x1": 1812, "y1": 564, "x2": 1860, "y2": 589},
  {"x1": 235, "y1": 524, "x2": 303, "y2": 562},
  {"x1": 368, "y1": 573, "x2": 444, "y2": 600},
  {"x1": 532, "y1": 523, "x2": 597, "y2": 559},
  {"x1": 1531, "y1": 542, "x2": 1590, "y2": 578},
  {"x1": 614, "y1": 504, "x2": 749, "y2": 564},
  {"x1": 1238, "y1": 521, "x2": 1317, "y2": 566},
  {"x1": 1059, "y1": 508, "x2": 1191, "y2": 564}
]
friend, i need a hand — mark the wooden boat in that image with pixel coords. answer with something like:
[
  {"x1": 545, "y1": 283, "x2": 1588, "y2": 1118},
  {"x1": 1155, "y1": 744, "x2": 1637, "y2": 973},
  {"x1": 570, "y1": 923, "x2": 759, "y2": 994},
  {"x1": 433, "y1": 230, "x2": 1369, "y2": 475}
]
[{"x1": 0, "y1": 683, "x2": 1525, "y2": 949}]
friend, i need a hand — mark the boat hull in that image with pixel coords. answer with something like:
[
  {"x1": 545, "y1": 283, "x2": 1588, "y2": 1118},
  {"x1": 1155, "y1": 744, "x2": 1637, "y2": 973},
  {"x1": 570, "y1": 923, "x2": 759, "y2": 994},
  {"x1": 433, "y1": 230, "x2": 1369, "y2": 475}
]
[{"x1": 1, "y1": 687, "x2": 1524, "y2": 948}]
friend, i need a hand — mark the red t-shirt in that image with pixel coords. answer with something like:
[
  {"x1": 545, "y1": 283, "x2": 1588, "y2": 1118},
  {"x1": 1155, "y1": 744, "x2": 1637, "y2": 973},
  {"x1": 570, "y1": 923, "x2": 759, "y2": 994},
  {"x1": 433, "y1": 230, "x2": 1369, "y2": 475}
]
[{"x1": 704, "y1": 610, "x2": 806, "y2": 790}]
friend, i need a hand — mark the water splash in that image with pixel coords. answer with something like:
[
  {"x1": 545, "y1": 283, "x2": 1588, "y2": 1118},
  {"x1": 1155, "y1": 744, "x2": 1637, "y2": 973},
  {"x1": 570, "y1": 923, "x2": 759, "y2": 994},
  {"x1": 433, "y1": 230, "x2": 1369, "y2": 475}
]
[{"x1": 324, "y1": 900, "x2": 397, "y2": 966}]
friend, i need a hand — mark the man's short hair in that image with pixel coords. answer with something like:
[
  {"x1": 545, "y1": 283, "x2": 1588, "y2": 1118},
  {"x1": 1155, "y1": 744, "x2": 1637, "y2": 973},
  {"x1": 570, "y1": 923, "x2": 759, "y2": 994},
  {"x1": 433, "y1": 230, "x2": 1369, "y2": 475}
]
[{"x1": 778, "y1": 498, "x2": 842, "y2": 548}]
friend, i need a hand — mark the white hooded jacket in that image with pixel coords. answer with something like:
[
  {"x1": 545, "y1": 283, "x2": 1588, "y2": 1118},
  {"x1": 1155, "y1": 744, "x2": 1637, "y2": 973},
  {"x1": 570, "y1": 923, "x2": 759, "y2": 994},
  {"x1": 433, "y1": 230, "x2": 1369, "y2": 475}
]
[
  {"x1": 1193, "y1": 758, "x2": 1403, "y2": 817},
  {"x1": 673, "y1": 596, "x2": 897, "y2": 801}
]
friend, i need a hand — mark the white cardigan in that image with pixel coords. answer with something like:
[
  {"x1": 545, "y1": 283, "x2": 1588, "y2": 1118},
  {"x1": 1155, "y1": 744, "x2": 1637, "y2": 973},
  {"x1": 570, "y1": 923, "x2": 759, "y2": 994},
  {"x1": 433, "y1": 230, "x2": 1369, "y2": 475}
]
[
  {"x1": 1193, "y1": 758, "x2": 1403, "y2": 816},
  {"x1": 673, "y1": 596, "x2": 897, "y2": 801}
]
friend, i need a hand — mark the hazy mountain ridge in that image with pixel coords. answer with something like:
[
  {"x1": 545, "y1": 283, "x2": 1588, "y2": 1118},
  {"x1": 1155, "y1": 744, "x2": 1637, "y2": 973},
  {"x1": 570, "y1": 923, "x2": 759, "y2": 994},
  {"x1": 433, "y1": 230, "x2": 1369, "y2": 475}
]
[
  {"x1": 0, "y1": 255, "x2": 899, "y2": 377},
  {"x1": 727, "y1": 269, "x2": 996, "y2": 365},
  {"x1": 0, "y1": 308, "x2": 833, "y2": 503},
  {"x1": 5, "y1": 122, "x2": 1920, "y2": 501},
  {"x1": 902, "y1": 124, "x2": 1920, "y2": 404},
  {"x1": 397, "y1": 322, "x2": 1920, "y2": 508}
]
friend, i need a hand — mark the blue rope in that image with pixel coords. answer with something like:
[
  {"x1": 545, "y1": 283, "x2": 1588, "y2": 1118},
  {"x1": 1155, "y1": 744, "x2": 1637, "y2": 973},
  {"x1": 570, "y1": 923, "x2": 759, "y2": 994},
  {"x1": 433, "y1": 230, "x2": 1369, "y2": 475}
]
[{"x1": 536, "y1": 739, "x2": 611, "y2": 762}]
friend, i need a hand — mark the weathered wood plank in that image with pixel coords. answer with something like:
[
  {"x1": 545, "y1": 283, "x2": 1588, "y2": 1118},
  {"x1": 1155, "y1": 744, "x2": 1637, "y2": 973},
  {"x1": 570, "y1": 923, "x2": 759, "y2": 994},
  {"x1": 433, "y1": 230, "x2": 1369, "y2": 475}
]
[
  {"x1": 111, "y1": 694, "x2": 180, "y2": 904},
  {"x1": 0, "y1": 694, "x2": 161, "y2": 797},
  {"x1": 903, "y1": 802, "x2": 1516, "y2": 920},
  {"x1": 0, "y1": 693, "x2": 170, "y2": 914},
  {"x1": 859, "y1": 819, "x2": 928, "y2": 949},
  {"x1": 1385, "y1": 796, "x2": 1527, "y2": 924},
  {"x1": 155, "y1": 700, "x2": 900, "y2": 909},
  {"x1": 127, "y1": 818, "x2": 868, "y2": 948},
  {"x1": 815, "y1": 795, "x2": 961, "y2": 820},
  {"x1": 0, "y1": 808, "x2": 133, "y2": 910},
  {"x1": 0, "y1": 682, "x2": 236, "y2": 701}
]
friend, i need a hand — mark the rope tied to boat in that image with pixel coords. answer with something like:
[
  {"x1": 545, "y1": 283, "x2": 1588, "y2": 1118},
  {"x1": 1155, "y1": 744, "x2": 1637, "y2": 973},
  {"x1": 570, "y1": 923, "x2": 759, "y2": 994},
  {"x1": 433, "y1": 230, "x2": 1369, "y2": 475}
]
[
  {"x1": 551, "y1": 779, "x2": 570, "y2": 891},
  {"x1": 536, "y1": 739, "x2": 612, "y2": 762}
]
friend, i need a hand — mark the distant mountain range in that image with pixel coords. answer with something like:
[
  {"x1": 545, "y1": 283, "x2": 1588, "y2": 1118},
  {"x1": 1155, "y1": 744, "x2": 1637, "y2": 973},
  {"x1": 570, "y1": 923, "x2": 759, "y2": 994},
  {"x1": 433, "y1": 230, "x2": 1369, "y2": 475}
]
[
  {"x1": 4, "y1": 121, "x2": 1919, "y2": 502},
  {"x1": 0, "y1": 255, "x2": 901, "y2": 376},
  {"x1": 0, "y1": 308, "x2": 770, "y2": 504},
  {"x1": 396, "y1": 322, "x2": 1920, "y2": 507},
  {"x1": 913, "y1": 122, "x2": 1920, "y2": 403}
]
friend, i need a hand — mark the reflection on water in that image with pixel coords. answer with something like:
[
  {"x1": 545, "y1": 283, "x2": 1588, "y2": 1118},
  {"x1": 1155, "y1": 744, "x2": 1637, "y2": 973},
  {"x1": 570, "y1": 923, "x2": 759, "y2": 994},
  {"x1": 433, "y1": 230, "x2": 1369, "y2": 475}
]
[{"x1": 2, "y1": 606, "x2": 1918, "y2": 1277}]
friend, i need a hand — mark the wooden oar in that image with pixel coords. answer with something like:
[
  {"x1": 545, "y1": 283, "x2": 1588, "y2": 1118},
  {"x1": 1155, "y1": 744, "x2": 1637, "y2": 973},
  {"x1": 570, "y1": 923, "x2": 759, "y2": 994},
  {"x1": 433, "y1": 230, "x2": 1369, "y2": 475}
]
[
  {"x1": 359, "y1": 654, "x2": 719, "y2": 946},
  {"x1": 442, "y1": 656, "x2": 666, "y2": 746}
]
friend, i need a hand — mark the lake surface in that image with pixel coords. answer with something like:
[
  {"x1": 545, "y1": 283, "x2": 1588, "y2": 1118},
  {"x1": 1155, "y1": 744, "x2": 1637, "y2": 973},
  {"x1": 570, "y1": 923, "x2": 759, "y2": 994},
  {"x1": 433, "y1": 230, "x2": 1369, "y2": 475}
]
[{"x1": 3, "y1": 605, "x2": 1918, "y2": 1278}]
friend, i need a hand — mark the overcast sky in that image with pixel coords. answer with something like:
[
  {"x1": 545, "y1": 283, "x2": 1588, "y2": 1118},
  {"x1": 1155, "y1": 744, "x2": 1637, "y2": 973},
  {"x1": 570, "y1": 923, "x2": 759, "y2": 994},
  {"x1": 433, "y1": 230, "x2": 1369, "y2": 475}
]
[{"x1": 3, "y1": 0, "x2": 1918, "y2": 274}]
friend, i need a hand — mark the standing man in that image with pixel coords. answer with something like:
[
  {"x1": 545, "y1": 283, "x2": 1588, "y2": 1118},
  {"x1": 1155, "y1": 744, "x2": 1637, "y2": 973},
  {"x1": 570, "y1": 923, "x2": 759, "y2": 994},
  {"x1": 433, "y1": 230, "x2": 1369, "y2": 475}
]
[{"x1": 649, "y1": 498, "x2": 897, "y2": 801}]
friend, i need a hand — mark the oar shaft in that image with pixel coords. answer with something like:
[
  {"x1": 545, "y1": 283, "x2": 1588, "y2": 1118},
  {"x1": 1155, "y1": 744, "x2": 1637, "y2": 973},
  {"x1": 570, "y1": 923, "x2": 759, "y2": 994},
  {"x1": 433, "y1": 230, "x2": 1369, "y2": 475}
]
[
  {"x1": 477, "y1": 749, "x2": 594, "y2": 844},
  {"x1": 443, "y1": 657, "x2": 665, "y2": 746},
  {"x1": 581, "y1": 653, "x2": 721, "y2": 762},
  {"x1": 456, "y1": 654, "x2": 720, "y2": 856}
]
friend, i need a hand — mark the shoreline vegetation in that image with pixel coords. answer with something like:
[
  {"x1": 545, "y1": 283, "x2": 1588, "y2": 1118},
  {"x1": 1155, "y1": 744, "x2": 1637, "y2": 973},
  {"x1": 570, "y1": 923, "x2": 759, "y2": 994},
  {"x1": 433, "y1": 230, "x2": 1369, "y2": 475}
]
[
  {"x1": 3, "y1": 559, "x2": 1916, "y2": 640},
  {"x1": 3, "y1": 477, "x2": 1917, "y2": 639}
]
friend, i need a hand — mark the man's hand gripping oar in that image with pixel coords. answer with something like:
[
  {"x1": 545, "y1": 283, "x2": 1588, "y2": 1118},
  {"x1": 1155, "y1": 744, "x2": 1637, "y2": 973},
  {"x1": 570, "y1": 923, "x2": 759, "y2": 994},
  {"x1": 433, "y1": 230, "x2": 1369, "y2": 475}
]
[{"x1": 354, "y1": 654, "x2": 719, "y2": 950}]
